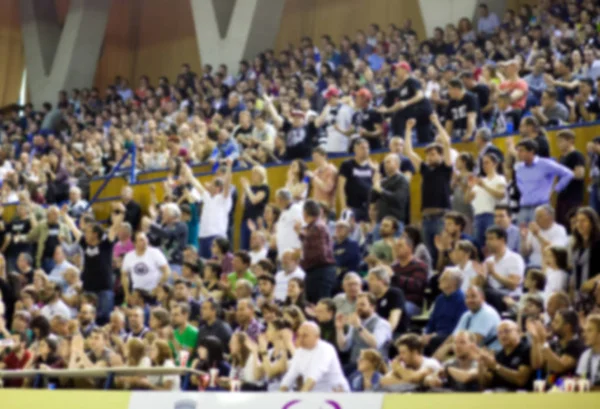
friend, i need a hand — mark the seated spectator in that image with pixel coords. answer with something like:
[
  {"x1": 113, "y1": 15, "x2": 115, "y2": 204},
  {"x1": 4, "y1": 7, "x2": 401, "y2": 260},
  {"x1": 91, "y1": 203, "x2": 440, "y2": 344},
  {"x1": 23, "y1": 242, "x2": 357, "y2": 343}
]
[
  {"x1": 402, "y1": 225, "x2": 433, "y2": 272},
  {"x1": 484, "y1": 226, "x2": 526, "y2": 302},
  {"x1": 256, "y1": 275, "x2": 276, "y2": 308},
  {"x1": 335, "y1": 293, "x2": 392, "y2": 375},
  {"x1": 115, "y1": 337, "x2": 151, "y2": 389},
  {"x1": 39, "y1": 282, "x2": 70, "y2": 321},
  {"x1": 26, "y1": 336, "x2": 66, "y2": 386},
  {"x1": 351, "y1": 348, "x2": 387, "y2": 391},
  {"x1": 196, "y1": 299, "x2": 232, "y2": 352},
  {"x1": 125, "y1": 307, "x2": 149, "y2": 341},
  {"x1": 235, "y1": 298, "x2": 262, "y2": 342},
  {"x1": 171, "y1": 303, "x2": 198, "y2": 363},
  {"x1": 367, "y1": 216, "x2": 400, "y2": 266},
  {"x1": 333, "y1": 272, "x2": 362, "y2": 317},
  {"x1": 435, "y1": 212, "x2": 479, "y2": 274},
  {"x1": 0, "y1": 332, "x2": 32, "y2": 387},
  {"x1": 147, "y1": 339, "x2": 180, "y2": 390},
  {"x1": 576, "y1": 314, "x2": 600, "y2": 390},
  {"x1": 450, "y1": 240, "x2": 480, "y2": 293},
  {"x1": 494, "y1": 205, "x2": 520, "y2": 253},
  {"x1": 370, "y1": 154, "x2": 410, "y2": 229},
  {"x1": 380, "y1": 334, "x2": 442, "y2": 390},
  {"x1": 367, "y1": 266, "x2": 407, "y2": 336},
  {"x1": 48, "y1": 246, "x2": 78, "y2": 289},
  {"x1": 248, "y1": 231, "x2": 268, "y2": 264},
  {"x1": 257, "y1": 319, "x2": 294, "y2": 391},
  {"x1": 423, "y1": 268, "x2": 467, "y2": 355},
  {"x1": 274, "y1": 250, "x2": 305, "y2": 302},
  {"x1": 518, "y1": 117, "x2": 551, "y2": 158},
  {"x1": 280, "y1": 322, "x2": 350, "y2": 392},
  {"x1": 147, "y1": 203, "x2": 188, "y2": 274},
  {"x1": 172, "y1": 280, "x2": 200, "y2": 324},
  {"x1": 314, "y1": 298, "x2": 337, "y2": 348},
  {"x1": 570, "y1": 207, "x2": 600, "y2": 295},
  {"x1": 531, "y1": 88, "x2": 569, "y2": 126},
  {"x1": 425, "y1": 331, "x2": 479, "y2": 392},
  {"x1": 283, "y1": 277, "x2": 308, "y2": 312},
  {"x1": 66, "y1": 186, "x2": 88, "y2": 220},
  {"x1": 333, "y1": 220, "x2": 361, "y2": 281},
  {"x1": 478, "y1": 320, "x2": 533, "y2": 391},
  {"x1": 282, "y1": 305, "x2": 306, "y2": 339},
  {"x1": 191, "y1": 335, "x2": 230, "y2": 388},
  {"x1": 520, "y1": 205, "x2": 568, "y2": 267},
  {"x1": 541, "y1": 246, "x2": 569, "y2": 301},
  {"x1": 391, "y1": 236, "x2": 428, "y2": 318},
  {"x1": 228, "y1": 332, "x2": 262, "y2": 386}
]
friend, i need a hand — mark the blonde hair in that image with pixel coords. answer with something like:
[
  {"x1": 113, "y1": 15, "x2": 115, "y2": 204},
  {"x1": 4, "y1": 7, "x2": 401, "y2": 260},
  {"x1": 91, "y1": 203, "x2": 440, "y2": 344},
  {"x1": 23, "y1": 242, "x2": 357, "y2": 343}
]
[
  {"x1": 359, "y1": 349, "x2": 388, "y2": 374},
  {"x1": 252, "y1": 165, "x2": 268, "y2": 185},
  {"x1": 126, "y1": 337, "x2": 147, "y2": 366}
]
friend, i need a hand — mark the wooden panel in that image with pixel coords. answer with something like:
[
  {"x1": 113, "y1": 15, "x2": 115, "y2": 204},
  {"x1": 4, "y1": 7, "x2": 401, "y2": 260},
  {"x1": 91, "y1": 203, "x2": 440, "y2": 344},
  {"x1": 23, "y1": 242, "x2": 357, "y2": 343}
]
[{"x1": 0, "y1": 0, "x2": 24, "y2": 106}]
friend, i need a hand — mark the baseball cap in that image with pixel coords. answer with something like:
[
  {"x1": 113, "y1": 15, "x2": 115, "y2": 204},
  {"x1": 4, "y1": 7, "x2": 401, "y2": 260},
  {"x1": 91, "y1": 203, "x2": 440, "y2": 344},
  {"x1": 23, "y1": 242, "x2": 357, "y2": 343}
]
[
  {"x1": 354, "y1": 87, "x2": 373, "y2": 101},
  {"x1": 393, "y1": 61, "x2": 412, "y2": 72},
  {"x1": 323, "y1": 85, "x2": 341, "y2": 99}
]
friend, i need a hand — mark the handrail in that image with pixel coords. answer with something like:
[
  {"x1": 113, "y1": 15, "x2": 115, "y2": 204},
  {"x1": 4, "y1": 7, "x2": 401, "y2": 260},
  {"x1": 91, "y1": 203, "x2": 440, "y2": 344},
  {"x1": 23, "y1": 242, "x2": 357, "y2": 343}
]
[
  {"x1": 0, "y1": 366, "x2": 206, "y2": 379},
  {"x1": 86, "y1": 145, "x2": 135, "y2": 211}
]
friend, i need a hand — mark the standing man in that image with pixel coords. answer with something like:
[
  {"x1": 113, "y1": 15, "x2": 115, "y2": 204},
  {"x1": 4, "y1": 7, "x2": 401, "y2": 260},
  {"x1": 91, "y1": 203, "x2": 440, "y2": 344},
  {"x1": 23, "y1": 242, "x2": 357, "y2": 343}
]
[
  {"x1": 295, "y1": 199, "x2": 336, "y2": 304},
  {"x1": 445, "y1": 78, "x2": 479, "y2": 142},
  {"x1": 309, "y1": 147, "x2": 338, "y2": 210},
  {"x1": 391, "y1": 236, "x2": 428, "y2": 318},
  {"x1": 315, "y1": 86, "x2": 354, "y2": 153},
  {"x1": 370, "y1": 154, "x2": 409, "y2": 232},
  {"x1": 514, "y1": 140, "x2": 574, "y2": 225},
  {"x1": 338, "y1": 138, "x2": 374, "y2": 222},
  {"x1": 403, "y1": 114, "x2": 453, "y2": 264},
  {"x1": 352, "y1": 88, "x2": 384, "y2": 150},
  {"x1": 556, "y1": 130, "x2": 586, "y2": 226},
  {"x1": 379, "y1": 61, "x2": 433, "y2": 144}
]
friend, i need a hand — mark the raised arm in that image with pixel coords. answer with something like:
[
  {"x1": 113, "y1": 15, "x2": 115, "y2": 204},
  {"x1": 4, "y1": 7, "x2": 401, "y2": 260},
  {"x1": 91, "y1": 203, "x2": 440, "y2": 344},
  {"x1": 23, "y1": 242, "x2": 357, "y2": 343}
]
[
  {"x1": 263, "y1": 93, "x2": 284, "y2": 129},
  {"x1": 404, "y1": 118, "x2": 422, "y2": 169},
  {"x1": 431, "y1": 113, "x2": 453, "y2": 167},
  {"x1": 61, "y1": 206, "x2": 82, "y2": 242}
]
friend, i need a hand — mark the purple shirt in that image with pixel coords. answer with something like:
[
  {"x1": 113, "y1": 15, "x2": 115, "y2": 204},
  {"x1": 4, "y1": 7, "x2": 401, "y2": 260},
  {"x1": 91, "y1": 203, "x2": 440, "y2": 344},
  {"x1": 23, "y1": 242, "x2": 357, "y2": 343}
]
[{"x1": 515, "y1": 156, "x2": 574, "y2": 207}]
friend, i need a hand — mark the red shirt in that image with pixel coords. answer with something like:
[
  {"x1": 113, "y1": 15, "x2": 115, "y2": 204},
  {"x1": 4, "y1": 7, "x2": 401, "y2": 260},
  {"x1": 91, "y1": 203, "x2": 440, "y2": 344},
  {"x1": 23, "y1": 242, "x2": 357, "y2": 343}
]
[
  {"x1": 499, "y1": 78, "x2": 529, "y2": 110},
  {"x1": 3, "y1": 350, "x2": 32, "y2": 387},
  {"x1": 300, "y1": 220, "x2": 335, "y2": 271}
]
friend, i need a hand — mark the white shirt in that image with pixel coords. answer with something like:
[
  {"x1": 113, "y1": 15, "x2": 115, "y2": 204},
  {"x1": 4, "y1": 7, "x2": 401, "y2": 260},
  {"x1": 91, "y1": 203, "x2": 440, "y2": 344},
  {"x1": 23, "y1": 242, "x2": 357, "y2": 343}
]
[
  {"x1": 471, "y1": 174, "x2": 506, "y2": 215},
  {"x1": 525, "y1": 223, "x2": 568, "y2": 266},
  {"x1": 274, "y1": 267, "x2": 306, "y2": 301},
  {"x1": 281, "y1": 340, "x2": 350, "y2": 392},
  {"x1": 249, "y1": 247, "x2": 268, "y2": 265},
  {"x1": 147, "y1": 359, "x2": 180, "y2": 390},
  {"x1": 198, "y1": 191, "x2": 233, "y2": 238},
  {"x1": 275, "y1": 203, "x2": 304, "y2": 257},
  {"x1": 543, "y1": 267, "x2": 568, "y2": 302},
  {"x1": 418, "y1": 356, "x2": 442, "y2": 374},
  {"x1": 40, "y1": 299, "x2": 71, "y2": 321},
  {"x1": 459, "y1": 260, "x2": 478, "y2": 294},
  {"x1": 324, "y1": 104, "x2": 354, "y2": 153},
  {"x1": 486, "y1": 249, "x2": 526, "y2": 297},
  {"x1": 122, "y1": 247, "x2": 168, "y2": 292}
]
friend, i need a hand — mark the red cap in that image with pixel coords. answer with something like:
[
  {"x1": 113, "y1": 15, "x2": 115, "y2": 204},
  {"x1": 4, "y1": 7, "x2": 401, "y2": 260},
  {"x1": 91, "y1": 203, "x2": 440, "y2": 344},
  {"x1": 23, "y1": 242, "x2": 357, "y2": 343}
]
[
  {"x1": 394, "y1": 61, "x2": 412, "y2": 72},
  {"x1": 354, "y1": 88, "x2": 372, "y2": 101},
  {"x1": 323, "y1": 85, "x2": 341, "y2": 99}
]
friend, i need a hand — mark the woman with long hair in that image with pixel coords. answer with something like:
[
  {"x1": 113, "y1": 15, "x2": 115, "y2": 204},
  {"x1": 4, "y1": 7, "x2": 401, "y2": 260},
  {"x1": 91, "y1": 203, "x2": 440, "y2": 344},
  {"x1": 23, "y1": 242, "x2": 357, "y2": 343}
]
[
  {"x1": 190, "y1": 335, "x2": 230, "y2": 389},
  {"x1": 228, "y1": 332, "x2": 261, "y2": 385},
  {"x1": 282, "y1": 305, "x2": 306, "y2": 339},
  {"x1": 240, "y1": 165, "x2": 270, "y2": 250},
  {"x1": 542, "y1": 245, "x2": 570, "y2": 301},
  {"x1": 283, "y1": 278, "x2": 308, "y2": 311},
  {"x1": 258, "y1": 318, "x2": 295, "y2": 391},
  {"x1": 116, "y1": 337, "x2": 151, "y2": 389},
  {"x1": 571, "y1": 207, "x2": 600, "y2": 294},
  {"x1": 351, "y1": 349, "x2": 388, "y2": 391},
  {"x1": 451, "y1": 152, "x2": 476, "y2": 231},
  {"x1": 145, "y1": 339, "x2": 180, "y2": 390},
  {"x1": 285, "y1": 159, "x2": 308, "y2": 201}
]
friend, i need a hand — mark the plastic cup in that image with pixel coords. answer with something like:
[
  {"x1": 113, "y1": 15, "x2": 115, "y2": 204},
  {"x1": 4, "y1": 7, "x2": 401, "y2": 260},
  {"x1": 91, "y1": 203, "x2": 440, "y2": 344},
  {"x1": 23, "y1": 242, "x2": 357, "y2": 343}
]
[
  {"x1": 179, "y1": 350, "x2": 190, "y2": 367},
  {"x1": 577, "y1": 379, "x2": 590, "y2": 393},
  {"x1": 209, "y1": 368, "x2": 219, "y2": 387},
  {"x1": 564, "y1": 378, "x2": 576, "y2": 392},
  {"x1": 230, "y1": 379, "x2": 241, "y2": 392},
  {"x1": 533, "y1": 380, "x2": 546, "y2": 393}
]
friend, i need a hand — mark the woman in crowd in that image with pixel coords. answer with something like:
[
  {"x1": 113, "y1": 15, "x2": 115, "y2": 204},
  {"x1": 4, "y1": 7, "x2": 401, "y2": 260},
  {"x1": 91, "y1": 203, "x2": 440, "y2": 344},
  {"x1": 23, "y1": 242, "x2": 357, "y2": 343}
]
[
  {"x1": 283, "y1": 278, "x2": 308, "y2": 312},
  {"x1": 282, "y1": 305, "x2": 306, "y2": 340},
  {"x1": 450, "y1": 240, "x2": 480, "y2": 294},
  {"x1": 571, "y1": 207, "x2": 600, "y2": 296},
  {"x1": 403, "y1": 225, "x2": 433, "y2": 274},
  {"x1": 190, "y1": 335, "x2": 230, "y2": 389},
  {"x1": 227, "y1": 332, "x2": 262, "y2": 386},
  {"x1": 240, "y1": 165, "x2": 270, "y2": 251},
  {"x1": 211, "y1": 238, "x2": 234, "y2": 276},
  {"x1": 115, "y1": 337, "x2": 151, "y2": 389},
  {"x1": 146, "y1": 339, "x2": 180, "y2": 391},
  {"x1": 542, "y1": 246, "x2": 570, "y2": 301},
  {"x1": 25, "y1": 337, "x2": 66, "y2": 387},
  {"x1": 351, "y1": 349, "x2": 388, "y2": 391},
  {"x1": 199, "y1": 262, "x2": 224, "y2": 302},
  {"x1": 285, "y1": 159, "x2": 308, "y2": 202},
  {"x1": 451, "y1": 152, "x2": 475, "y2": 233}
]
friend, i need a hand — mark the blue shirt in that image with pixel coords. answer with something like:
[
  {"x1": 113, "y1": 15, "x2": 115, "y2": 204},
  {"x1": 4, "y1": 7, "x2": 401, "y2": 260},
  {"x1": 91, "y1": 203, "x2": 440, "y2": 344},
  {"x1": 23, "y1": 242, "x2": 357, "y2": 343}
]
[
  {"x1": 524, "y1": 73, "x2": 546, "y2": 97},
  {"x1": 425, "y1": 290, "x2": 467, "y2": 337},
  {"x1": 515, "y1": 157, "x2": 574, "y2": 207},
  {"x1": 333, "y1": 238, "x2": 362, "y2": 276},
  {"x1": 351, "y1": 371, "x2": 383, "y2": 391},
  {"x1": 506, "y1": 224, "x2": 520, "y2": 253},
  {"x1": 367, "y1": 53, "x2": 385, "y2": 72},
  {"x1": 454, "y1": 303, "x2": 501, "y2": 351},
  {"x1": 210, "y1": 139, "x2": 240, "y2": 163}
]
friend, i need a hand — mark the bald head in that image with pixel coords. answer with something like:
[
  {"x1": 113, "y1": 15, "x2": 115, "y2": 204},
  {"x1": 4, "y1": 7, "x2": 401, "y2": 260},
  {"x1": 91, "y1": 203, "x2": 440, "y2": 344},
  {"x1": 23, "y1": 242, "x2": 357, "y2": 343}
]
[
  {"x1": 497, "y1": 319, "x2": 519, "y2": 348},
  {"x1": 298, "y1": 321, "x2": 320, "y2": 349}
]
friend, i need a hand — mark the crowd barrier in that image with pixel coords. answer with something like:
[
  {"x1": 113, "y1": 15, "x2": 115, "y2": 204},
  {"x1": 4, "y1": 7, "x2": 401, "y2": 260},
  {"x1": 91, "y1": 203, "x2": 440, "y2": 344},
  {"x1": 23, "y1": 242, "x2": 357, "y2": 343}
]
[
  {"x1": 2, "y1": 122, "x2": 600, "y2": 249},
  {"x1": 1, "y1": 389, "x2": 598, "y2": 409}
]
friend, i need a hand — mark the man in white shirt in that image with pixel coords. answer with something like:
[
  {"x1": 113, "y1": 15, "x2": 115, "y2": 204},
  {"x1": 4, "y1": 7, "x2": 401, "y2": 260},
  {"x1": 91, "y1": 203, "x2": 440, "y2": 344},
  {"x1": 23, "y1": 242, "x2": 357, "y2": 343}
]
[
  {"x1": 314, "y1": 86, "x2": 354, "y2": 153},
  {"x1": 275, "y1": 188, "x2": 304, "y2": 257},
  {"x1": 182, "y1": 162, "x2": 232, "y2": 259},
  {"x1": 274, "y1": 250, "x2": 305, "y2": 301},
  {"x1": 576, "y1": 314, "x2": 600, "y2": 389},
  {"x1": 280, "y1": 321, "x2": 350, "y2": 392},
  {"x1": 40, "y1": 282, "x2": 71, "y2": 320},
  {"x1": 121, "y1": 232, "x2": 170, "y2": 301},
  {"x1": 485, "y1": 226, "x2": 525, "y2": 298},
  {"x1": 520, "y1": 205, "x2": 568, "y2": 267}
]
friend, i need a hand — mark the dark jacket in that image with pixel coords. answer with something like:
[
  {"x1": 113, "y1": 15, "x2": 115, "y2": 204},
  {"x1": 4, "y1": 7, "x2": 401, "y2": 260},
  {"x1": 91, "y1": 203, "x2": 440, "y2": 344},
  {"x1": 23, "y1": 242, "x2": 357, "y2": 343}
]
[
  {"x1": 149, "y1": 221, "x2": 188, "y2": 265},
  {"x1": 370, "y1": 172, "x2": 409, "y2": 223}
]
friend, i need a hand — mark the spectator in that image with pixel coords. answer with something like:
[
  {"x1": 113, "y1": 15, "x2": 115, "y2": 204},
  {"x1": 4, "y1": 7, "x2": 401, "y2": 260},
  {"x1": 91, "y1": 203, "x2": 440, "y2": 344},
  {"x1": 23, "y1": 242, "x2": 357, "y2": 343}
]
[
  {"x1": 367, "y1": 216, "x2": 400, "y2": 266},
  {"x1": 571, "y1": 207, "x2": 600, "y2": 294},
  {"x1": 370, "y1": 153, "x2": 409, "y2": 230},
  {"x1": 235, "y1": 298, "x2": 262, "y2": 342},
  {"x1": 27, "y1": 206, "x2": 71, "y2": 272},
  {"x1": 499, "y1": 60, "x2": 528, "y2": 111},
  {"x1": 521, "y1": 205, "x2": 568, "y2": 267},
  {"x1": 308, "y1": 147, "x2": 338, "y2": 209},
  {"x1": 196, "y1": 299, "x2": 232, "y2": 352},
  {"x1": 274, "y1": 189, "x2": 303, "y2": 258},
  {"x1": 576, "y1": 314, "x2": 600, "y2": 389},
  {"x1": 240, "y1": 165, "x2": 269, "y2": 251},
  {"x1": 47, "y1": 246, "x2": 78, "y2": 288},
  {"x1": 171, "y1": 303, "x2": 198, "y2": 364},
  {"x1": 485, "y1": 225, "x2": 526, "y2": 303},
  {"x1": 333, "y1": 220, "x2": 361, "y2": 281},
  {"x1": 391, "y1": 235, "x2": 428, "y2": 318},
  {"x1": 191, "y1": 335, "x2": 230, "y2": 386},
  {"x1": 66, "y1": 186, "x2": 88, "y2": 220},
  {"x1": 515, "y1": 139, "x2": 574, "y2": 224},
  {"x1": 314, "y1": 86, "x2": 354, "y2": 153},
  {"x1": 248, "y1": 231, "x2": 268, "y2": 264},
  {"x1": 211, "y1": 237, "x2": 234, "y2": 276},
  {"x1": 367, "y1": 266, "x2": 407, "y2": 336},
  {"x1": 147, "y1": 203, "x2": 188, "y2": 273},
  {"x1": 352, "y1": 88, "x2": 384, "y2": 150},
  {"x1": 556, "y1": 130, "x2": 586, "y2": 226},
  {"x1": 478, "y1": 320, "x2": 533, "y2": 391},
  {"x1": 39, "y1": 282, "x2": 70, "y2": 321},
  {"x1": 524, "y1": 56, "x2": 548, "y2": 105},
  {"x1": 473, "y1": 128, "x2": 504, "y2": 177},
  {"x1": 125, "y1": 307, "x2": 149, "y2": 340},
  {"x1": 274, "y1": 250, "x2": 305, "y2": 302},
  {"x1": 531, "y1": 88, "x2": 569, "y2": 126},
  {"x1": 494, "y1": 205, "x2": 520, "y2": 253},
  {"x1": 121, "y1": 187, "x2": 142, "y2": 232},
  {"x1": 425, "y1": 331, "x2": 479, "y2": 392},
  {"x1": 334, "y1": 272, "x2": 362, "y2": 317},
  {"x1": 147, "y1": 339, "x2": 180, "y2": 390},
  {"x1": 0, "y1": 331, "x2": 32, "y2": 387},
  {"x1": 477, "y1": 3, "x2": 500, "y2": 36},
  {"x1": 280, "y1": 321, "x2": 350, "y2": 392},
  {"x1": 338, "y1": 138, "x2": 374, "y2": 222},
  {"x1": 445, "y1": 78, "x2": 479, "y2": 142},
  {"x1": 518, "y1": 116, "x2": 551, "y2": 158},
  {"x1": 351, "y1": 348, "x2": 387, "y2": 391}
]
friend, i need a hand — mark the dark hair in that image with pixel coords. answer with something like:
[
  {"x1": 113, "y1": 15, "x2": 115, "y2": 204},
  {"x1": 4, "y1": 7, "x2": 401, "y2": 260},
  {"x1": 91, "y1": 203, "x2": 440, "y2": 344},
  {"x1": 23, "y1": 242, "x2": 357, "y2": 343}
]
[
  {"x1": 486, "y1": 225, "x2": 508, "y2": 242},
  {"x1": 548, "y1": 245, "x2": 570, "y2": 271},
  {"x1": 303, "y1": 199, "x2": 321, "y2": 218},
  {"x1": 197, "y1": 335, "x2": 225, "y2": 370},
  {"x1": 526, "y1": 269, "x2": 547, "y2": 291},
  {"x1": 358, "y1": 292, "x2": 377, "y2": 307},
  {"x1": 448, "y1": 78, "x2": 464, "y2": 89},
  {"x1": 455, "y1": 240, "x2": 478, "y2": 261},
  {"x1": 31, "y1": 316, "x2": 51, "y2": 339},
  {"x1": 285, "y1": 277, "x2": 306, "y2": 307},
  {"x1": 573, "y1": 207, "x2": 600, "y2": 250},
  {"x1": 557, "y1": 129, "x2": 575, "y2": 142},
  {"x1": 483, "y1": 152, "x2": 499, "y2": 164},
  {"x1": 213, "y1": 237, "x2": 230, "y2": 254},
  {"x1": 516, "y1": 139, "x2": 538, "y2": 153},
  {"x1": 395, "y1": 333, "x2": 423, "y2": 353},
  {"x1": 494, "y1": 204, "x2": 511, "y2": 215},
  {"x1": 174, "y1": 279, "x2": 192, "y2": 288},
  {"x1": 458, "y1": 152, "x2": 475, "y2": 171},
  {"x1": 382, "y1": 216, "x2": 400, "y2": 232},
  {"x1": 312, "y1": 146, "x2": 327, "y2": 157},
  {"x1": 543, "y1": 88, "x2": 558, "y2": 100},
  {"x1": 204, "y1": 261, "x2": 223, "y2": 277},
  {"x1": 173, "y1": 302, "x2": 190, "y2": 316},
  {"x1": 151, "y1": 307, "x2": 171, "y2": 328},
  {"x1": 558, "y1": 308, "x2": 580, "y2": 334},
  {"x1": 258, "y1": 274, "x2": 275, "y2": 285},
  {"x1": 445, "y1": 211, "x2": 467, "y2": 232},
  {"x1": 403, "y1": 225, "x2": 424, "y2": 247},
  {"x1": 424, "y1": 143, "x2": 443, "y2": 155},
  {"x1": 256, "y1": 259, "x2": 276, "y2": 275},
  {"x1": 291, "y1": 159, "x2": 307, "y2": 181},
  {"x1": 317, "y1": 298, "x2": 336, "y2": 314},
  {"x1": 233, "y1": 251, "x2": 251, "y2": 266}
]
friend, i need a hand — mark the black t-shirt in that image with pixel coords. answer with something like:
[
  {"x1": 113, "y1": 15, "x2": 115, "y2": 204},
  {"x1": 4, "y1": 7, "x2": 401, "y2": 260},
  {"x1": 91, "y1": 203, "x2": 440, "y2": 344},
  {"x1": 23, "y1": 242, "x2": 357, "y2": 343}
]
[
  {"x1": 80, "y1": 235, "x2": 115, "y2": 292},
  {"x1": 43, "y1": 223, "x2": 61, "y2": 259},
  {"x1": 242, "y1": 185, "x2": 270, "y2": 220},
  {"x1": 575, "y1": 97, "x2": 600, "y2": 122},
  {"x1": 558, "y1": 150, "x2": 586, "y2": 203},
  {"x1": 534, "y1": 133, "x2": 551, "y2": 158},
  {"x1": 492, "y1": 337, "x2": 532, "y2": 391},
  {"x1": 376, "y1": 287, "x2": 408, "y2": 334},
  {"x1": 281, "y1": 119, "x2": 317, "y2": 160},
  {"x1": 472, "y1": 84, "x2": 491, "y2": 121},
  {"x1": 548, "y1": 336, "x2": 586, "y2": 377},
  {"x1": 352, "y1": 108, "x2": 384, "y2": 150},
  {"x1": 420, "y1": 162, "x2": 453, "y2": 210},
  {"x1": 379, "y1": 155, "x2": 415, "y2": 176},
  {"x1": 446, "y1": 91, "x2": 479, "y2": 139},
  {"x1": 385, "y1": 77, "x2": 432, "y2": 115},
  {"x1": 7, "y1": 218, "x2": 31, "y2": 257},
  {"x1": 339, "y1": 159, "x2": 374, "y2": 210}
]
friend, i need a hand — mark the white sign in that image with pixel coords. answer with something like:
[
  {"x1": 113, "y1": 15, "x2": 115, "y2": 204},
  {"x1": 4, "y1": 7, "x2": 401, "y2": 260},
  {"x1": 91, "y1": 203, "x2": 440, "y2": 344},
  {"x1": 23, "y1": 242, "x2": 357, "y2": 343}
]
[{"x1": 129, "y1": 392, "x2": 384, "y2": 409}]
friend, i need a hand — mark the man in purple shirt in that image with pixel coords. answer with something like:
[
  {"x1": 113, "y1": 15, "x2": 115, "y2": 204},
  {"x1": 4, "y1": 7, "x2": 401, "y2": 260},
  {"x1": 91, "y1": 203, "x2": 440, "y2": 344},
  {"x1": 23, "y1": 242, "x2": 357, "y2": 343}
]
[
  {"x1": 235, "y1": 298, "x2": 262, "y2": 342},
  {"x1": 295, "y1": 199, "x2": 336, "y2": 304},
  {"x1": 515, "y1": 139, "x2": 574, "y2": 225}
]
